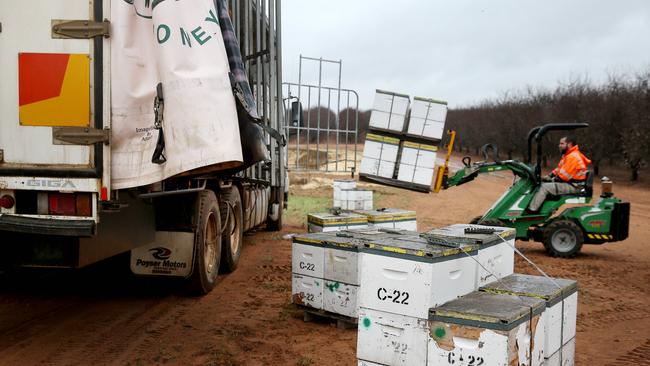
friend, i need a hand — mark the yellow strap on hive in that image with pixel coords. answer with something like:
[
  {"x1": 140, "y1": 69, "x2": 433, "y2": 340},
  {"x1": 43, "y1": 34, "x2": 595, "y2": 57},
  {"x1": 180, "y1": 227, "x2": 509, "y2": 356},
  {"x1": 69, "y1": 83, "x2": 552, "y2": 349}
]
[{"x1": 366, "y1": 133, "x2": 400, "y2": 145}]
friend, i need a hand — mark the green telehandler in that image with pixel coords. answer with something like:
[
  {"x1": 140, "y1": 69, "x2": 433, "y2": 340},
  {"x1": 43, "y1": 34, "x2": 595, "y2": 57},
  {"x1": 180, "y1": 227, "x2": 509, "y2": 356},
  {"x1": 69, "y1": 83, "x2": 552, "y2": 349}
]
[{"x1": 438, "y1": 123, "x2": 630, "y2": 257}]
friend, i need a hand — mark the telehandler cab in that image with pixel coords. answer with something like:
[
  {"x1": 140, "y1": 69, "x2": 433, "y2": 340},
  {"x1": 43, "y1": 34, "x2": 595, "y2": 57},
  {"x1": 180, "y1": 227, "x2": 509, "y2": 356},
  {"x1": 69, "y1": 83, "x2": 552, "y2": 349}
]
[{"x1": 438, "y1": 123, "x2": 630, "y2": 257}]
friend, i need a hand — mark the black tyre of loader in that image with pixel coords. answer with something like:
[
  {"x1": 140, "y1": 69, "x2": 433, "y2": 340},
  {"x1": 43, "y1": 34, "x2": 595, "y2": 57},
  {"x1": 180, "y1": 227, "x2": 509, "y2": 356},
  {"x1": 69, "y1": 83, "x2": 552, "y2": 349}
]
[
  {"x1": 219, "y1": 187, "x2": 244, "y2": 273},
  {"x1": 266, "y1": 187, "x2": 284, "y2": 232},
  {"x1": 543, "y1": 220, "x2": 584, "y2": 258},
  {"x1": 188, "y1": 190, "x2": 222, "y2": 295}
]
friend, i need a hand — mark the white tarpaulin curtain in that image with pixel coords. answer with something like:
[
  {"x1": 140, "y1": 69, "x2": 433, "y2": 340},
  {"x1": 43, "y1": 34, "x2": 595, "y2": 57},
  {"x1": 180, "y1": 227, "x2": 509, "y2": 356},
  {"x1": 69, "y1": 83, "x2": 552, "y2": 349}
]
[{"x1": 110, "y1": 0, "x2": 242, "y2": 189}]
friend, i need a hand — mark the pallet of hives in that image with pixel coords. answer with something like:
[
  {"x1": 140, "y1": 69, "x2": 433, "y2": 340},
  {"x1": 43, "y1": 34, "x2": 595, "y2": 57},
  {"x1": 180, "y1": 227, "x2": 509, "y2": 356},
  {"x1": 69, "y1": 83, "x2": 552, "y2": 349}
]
[{"x1": 298, "y1": 304, "x2": 358, "y2": 330}]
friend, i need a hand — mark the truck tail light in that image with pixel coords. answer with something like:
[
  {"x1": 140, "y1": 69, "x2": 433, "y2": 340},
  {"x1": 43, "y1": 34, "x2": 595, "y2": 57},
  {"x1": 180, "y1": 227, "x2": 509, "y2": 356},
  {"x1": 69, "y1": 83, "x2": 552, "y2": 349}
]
[
  {"x1": 49, "y1": 193, "x2": 76, "y2": 216},
  {"x1": 0, "y1": 195, "x2": 15, "y2": 209},
  {"x1": 47, "y1": 193, "x2": 92, "y2": 216},
  {"x1": 76, "y1": 193, "x2": 92, "y2": 216}
]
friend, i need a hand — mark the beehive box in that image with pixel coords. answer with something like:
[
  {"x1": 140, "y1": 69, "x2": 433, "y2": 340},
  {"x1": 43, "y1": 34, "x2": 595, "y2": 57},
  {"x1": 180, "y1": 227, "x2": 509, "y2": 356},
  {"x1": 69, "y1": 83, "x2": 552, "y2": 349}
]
[
  {"x1": 292, "y1": 232, "x2": 377, "y2": 318},
  {"x1": 396, "y1": 141, "x2": 438, "y2": 188},
  {"x1": 428, "y1": 291, "x2": 546, "y2": 366},
  {"x1": 357, "y1": 307, "x2": 429, "y2": 366},
  {"x1": 480, "y1": 273, "x2": 578, "y2": 358},
  {"x1": 545, "y1": 337, "x2": 575, "y2": 366},
  {"x1": 422, "y1": 224, "x2": 516, "y2": 288},
  {"x1": 334, "y1": 189, "x2": 374, "y2": 210},
  {"x1": 360, "y1": 133, "x2": 401, "y2": 179},
  {"x1": 358, "y1": 236, "x2": 479, "y2": 319},
  {"x1": 406, "y1": 97, "x2": 448, "y2": 140},
  {"x1": 369, "y1": 90, "x2": 410, "y2": 133},
  {"x1": 333, "y1": 179, "x2": 356, "y2": 197},
  {"x1": 354, "y1": 208, "x2": 417, "y2": 231},
  {"x1": 292, "y1": 273, "x2": 323, "y2": 309},
  {"x1": 307, "y1": 212, "x2": 369, "y2": 232}
]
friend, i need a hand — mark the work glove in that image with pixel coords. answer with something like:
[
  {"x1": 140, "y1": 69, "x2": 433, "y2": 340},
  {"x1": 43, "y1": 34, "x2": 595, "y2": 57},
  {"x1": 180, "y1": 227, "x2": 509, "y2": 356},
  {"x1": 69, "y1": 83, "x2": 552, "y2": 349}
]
[{"x1": 542, "y1": 174, "x2": 553, "y2": 182}]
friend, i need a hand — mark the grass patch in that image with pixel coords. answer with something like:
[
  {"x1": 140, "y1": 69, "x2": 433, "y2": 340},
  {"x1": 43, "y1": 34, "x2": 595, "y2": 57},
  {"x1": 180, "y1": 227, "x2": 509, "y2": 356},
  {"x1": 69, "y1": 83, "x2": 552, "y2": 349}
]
[{"x1": 285, "y1": 195, "x2": 330, "y2": 226}]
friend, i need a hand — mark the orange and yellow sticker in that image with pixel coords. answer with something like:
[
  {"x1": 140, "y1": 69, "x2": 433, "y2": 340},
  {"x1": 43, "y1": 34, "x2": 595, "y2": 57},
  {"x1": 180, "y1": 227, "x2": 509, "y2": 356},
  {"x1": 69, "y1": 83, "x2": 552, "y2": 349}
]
[{"x1": 18, "y1": 53, "x2": 90, "y2": 127}]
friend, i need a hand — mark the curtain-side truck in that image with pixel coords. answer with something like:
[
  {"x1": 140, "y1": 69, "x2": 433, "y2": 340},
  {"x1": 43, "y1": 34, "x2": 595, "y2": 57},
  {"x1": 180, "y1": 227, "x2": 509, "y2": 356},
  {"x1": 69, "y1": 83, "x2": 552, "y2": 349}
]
[{"x1": 0, "y1": 0, "x2": 287, "y2": 294}]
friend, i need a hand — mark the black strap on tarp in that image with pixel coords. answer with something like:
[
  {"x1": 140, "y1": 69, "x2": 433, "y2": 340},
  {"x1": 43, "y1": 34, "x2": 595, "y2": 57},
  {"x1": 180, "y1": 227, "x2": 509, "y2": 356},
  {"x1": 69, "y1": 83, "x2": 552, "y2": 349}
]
[{"x1": 151, "y1": 82, "x2": 167, "y2": 164}]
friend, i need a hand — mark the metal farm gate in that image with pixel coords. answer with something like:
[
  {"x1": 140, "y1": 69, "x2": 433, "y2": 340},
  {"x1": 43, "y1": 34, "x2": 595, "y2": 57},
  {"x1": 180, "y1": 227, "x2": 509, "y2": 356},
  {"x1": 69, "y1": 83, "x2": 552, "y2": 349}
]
[{"x1": 283, "y1": 56, "x2": 360, "y2": 174}]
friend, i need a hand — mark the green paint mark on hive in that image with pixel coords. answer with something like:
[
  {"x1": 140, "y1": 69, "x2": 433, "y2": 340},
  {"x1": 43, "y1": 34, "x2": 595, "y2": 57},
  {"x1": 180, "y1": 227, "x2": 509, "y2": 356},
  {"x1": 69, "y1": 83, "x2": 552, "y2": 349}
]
[
  {"x1": 326, "y1": 282, "x2": 340, "y2": 292},
  {"x1": 434, "y1": 327, "x2": 446, "y2": 339},
  {"x1": 362, "y1": 317, "x2": 371, "y2": 328}
]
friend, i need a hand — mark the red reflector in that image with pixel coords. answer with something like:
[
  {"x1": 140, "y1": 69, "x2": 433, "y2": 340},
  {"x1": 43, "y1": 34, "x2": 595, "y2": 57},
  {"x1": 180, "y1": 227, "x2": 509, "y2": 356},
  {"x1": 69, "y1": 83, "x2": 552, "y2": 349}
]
[
  {"x1": 0, "y1": 195, "x2": 15, "y2": 209},
  {"x1": 76, "y1": 193, "x2": 92, "y2": 217},
  {"x1": 100, "y1": 187, "x2": 108, "y2": 201},
  {"x1": 49, "y1": 193, "x2": 76, "y2": 216}
]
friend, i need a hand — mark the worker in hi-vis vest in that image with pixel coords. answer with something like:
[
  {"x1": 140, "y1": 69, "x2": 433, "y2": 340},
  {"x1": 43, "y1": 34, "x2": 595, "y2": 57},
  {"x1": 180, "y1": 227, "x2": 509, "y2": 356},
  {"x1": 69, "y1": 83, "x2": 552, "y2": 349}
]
[{"x1": 528, "y1": 135, "x2": 592, "y2": 212}]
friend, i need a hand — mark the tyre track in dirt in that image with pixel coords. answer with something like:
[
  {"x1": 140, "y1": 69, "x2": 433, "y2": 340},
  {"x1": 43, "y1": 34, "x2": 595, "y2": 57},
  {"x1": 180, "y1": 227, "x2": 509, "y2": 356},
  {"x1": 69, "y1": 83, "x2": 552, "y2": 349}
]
[{"x1": 608, "y1": 339, "x2": 650, "y2": 366}]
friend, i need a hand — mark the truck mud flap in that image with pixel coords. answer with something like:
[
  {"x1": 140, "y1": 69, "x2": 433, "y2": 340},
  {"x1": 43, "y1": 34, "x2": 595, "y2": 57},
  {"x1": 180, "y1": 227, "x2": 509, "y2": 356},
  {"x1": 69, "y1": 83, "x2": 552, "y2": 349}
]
[{"x1": 0, "y1": 215, "x2": 95, "y2": 237}]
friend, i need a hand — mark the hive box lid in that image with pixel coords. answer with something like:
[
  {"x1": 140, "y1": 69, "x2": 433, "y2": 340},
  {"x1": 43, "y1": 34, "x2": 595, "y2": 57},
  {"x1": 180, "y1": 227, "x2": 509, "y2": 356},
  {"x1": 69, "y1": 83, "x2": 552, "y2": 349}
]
[
  {"x1": 480, "y1": 273, "x2": 578, "y2": 306},
  {"x1": 307, "y1": 212, "x2": 368, "y2": 226},
  {"x1": 360, "y1": 235, "x2": 478, "y2": 262},
  {"x1": 429, "y1": 291, "x2": 546, "y2": 331},
  {"x1": 413, "y1": 96, "x2": 448, "y2": 105},
  {"x1": 421, "y1": 224, "x2": 516, "y2": 248},
  {"x1": 293, "y1": 232, "x2": 367, "y2": 251},
  {"x1": 353, "y1": 208, "x2": 416, "y2": 222}
]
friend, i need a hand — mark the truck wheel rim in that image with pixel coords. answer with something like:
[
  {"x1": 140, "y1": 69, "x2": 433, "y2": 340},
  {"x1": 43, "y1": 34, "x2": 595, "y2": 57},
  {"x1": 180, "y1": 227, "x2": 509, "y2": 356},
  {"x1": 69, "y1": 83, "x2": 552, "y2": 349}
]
[
  {"x1": 551, "y1": 228, "x2": 576, "y2": 252},
  {"x1": 229, "y1": 204, "x2": 241, "y2": 254},
  {"x1": 204, "y1": 211, "x2": 218, "y2": 275}
]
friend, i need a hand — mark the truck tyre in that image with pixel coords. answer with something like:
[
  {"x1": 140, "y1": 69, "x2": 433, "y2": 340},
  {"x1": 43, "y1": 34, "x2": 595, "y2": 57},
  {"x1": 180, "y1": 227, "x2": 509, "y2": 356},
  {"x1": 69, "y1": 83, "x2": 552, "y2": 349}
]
[
  {"x1": 219, "y1": 187, "x2": 243, "y2": 273},
  {"x1": 188, "y1": 190, "x2": 222, "y2": 295},
  {"x1": 267, "y1": 187, "x2": 284, "y2": 231},
  {"x1": 543, "y1": 220, "x2": 584, "y2": 258}
]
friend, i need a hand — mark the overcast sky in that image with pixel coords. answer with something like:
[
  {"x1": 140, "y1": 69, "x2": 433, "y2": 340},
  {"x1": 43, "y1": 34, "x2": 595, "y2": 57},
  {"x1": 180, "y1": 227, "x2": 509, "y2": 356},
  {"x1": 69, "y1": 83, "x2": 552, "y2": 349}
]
[{"x1": 281, "y1": 0, "x2": 650, "y2": 109}]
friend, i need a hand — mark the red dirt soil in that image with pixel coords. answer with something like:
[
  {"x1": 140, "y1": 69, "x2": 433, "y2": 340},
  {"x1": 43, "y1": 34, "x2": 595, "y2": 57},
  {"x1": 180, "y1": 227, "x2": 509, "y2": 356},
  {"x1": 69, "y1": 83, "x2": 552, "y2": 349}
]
[{"x1": 0, "y1": 163, "x2": 648, "y2": 365}]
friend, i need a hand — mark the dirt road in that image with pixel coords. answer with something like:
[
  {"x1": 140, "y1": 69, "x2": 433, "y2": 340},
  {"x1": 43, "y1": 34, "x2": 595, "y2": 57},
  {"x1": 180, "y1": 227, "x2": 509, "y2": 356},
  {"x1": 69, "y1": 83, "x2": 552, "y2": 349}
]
[{"x1": 1, "y1": 167, "x2": 648, "y2": 365}]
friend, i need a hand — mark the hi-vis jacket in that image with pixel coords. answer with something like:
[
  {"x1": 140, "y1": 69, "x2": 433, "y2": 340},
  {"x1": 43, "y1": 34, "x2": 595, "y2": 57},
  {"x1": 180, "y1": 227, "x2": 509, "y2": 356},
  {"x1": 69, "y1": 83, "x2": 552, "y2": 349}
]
[{"x1": 552, "y1": 145, "x2": 592, "y2": 182}]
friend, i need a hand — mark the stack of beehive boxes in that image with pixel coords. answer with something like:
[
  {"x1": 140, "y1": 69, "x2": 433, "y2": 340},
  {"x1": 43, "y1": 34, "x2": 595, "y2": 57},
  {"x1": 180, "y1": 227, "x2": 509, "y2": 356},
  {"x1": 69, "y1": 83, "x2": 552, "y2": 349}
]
[
  {"x1": 480, "y1": 274, "x2": 578, "y2": 365},
  {"x1": 291, "y1": 229, "x2": 391, "y2": 319},
  {"x1": 355, "y1": 224, "x2": 577, "y2": 366},
  {"x1": 360, "y1": 90, "x2": 448, "y2": 193},
  {"x1": 333, "y1": 179, "x2": 374, "y2": 210}
]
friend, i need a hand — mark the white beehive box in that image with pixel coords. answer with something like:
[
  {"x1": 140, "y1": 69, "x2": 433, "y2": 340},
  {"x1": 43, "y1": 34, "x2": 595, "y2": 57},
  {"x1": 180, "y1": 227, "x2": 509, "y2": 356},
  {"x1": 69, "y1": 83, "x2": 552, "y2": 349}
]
[
  {"x1": 354, "y1": 208, "x2": 417, "y2": 231},
  {"x1": 358, "y1": 236, "x2": 479, "y2": 319},
  {"x1": 406, "y1": 97, "x2": 447, "y2": 140},
  {"x1": 360, "y1": 133, "x2": 401, "y2": 179},
  {"x1": 292, "y1": 273, "x2": 323, "y2": 309},
  {"x1": 545, "y1": 337, "x2": 575, "y2": 366},
  {"x1": 428, "y1": 291, "x2": 546, "y2": 366},
  {"x1": 396, "y1": 141, "x2": 438, "y2": 187},
  {"x1": 335, "y1": 189, "x2": 374, "y2": 210},
  {"x1": 307, "y1": 212, "x2": 368, "y2": 232},
  {"x1": 357, "y1": 307, "x2": 429, "y2": 366},
  {"x1": 292, "y1": 232, "x2": 371, "y2": 319},
  {"x1": 480, "y1": 273, "x2": 578, "y2": 358},
  {"x1": 333, "y1": 179, "x2": 357, "y2": 206},
  {"x1": 423, "y1": 224, "x2": 516, "y2": 287},
  {"x1": 369, "y1": 90, "x2": 410, "y2": 133},
  {"x1": 324, "y1": 280, "x2": 359, "y2": 318}
]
